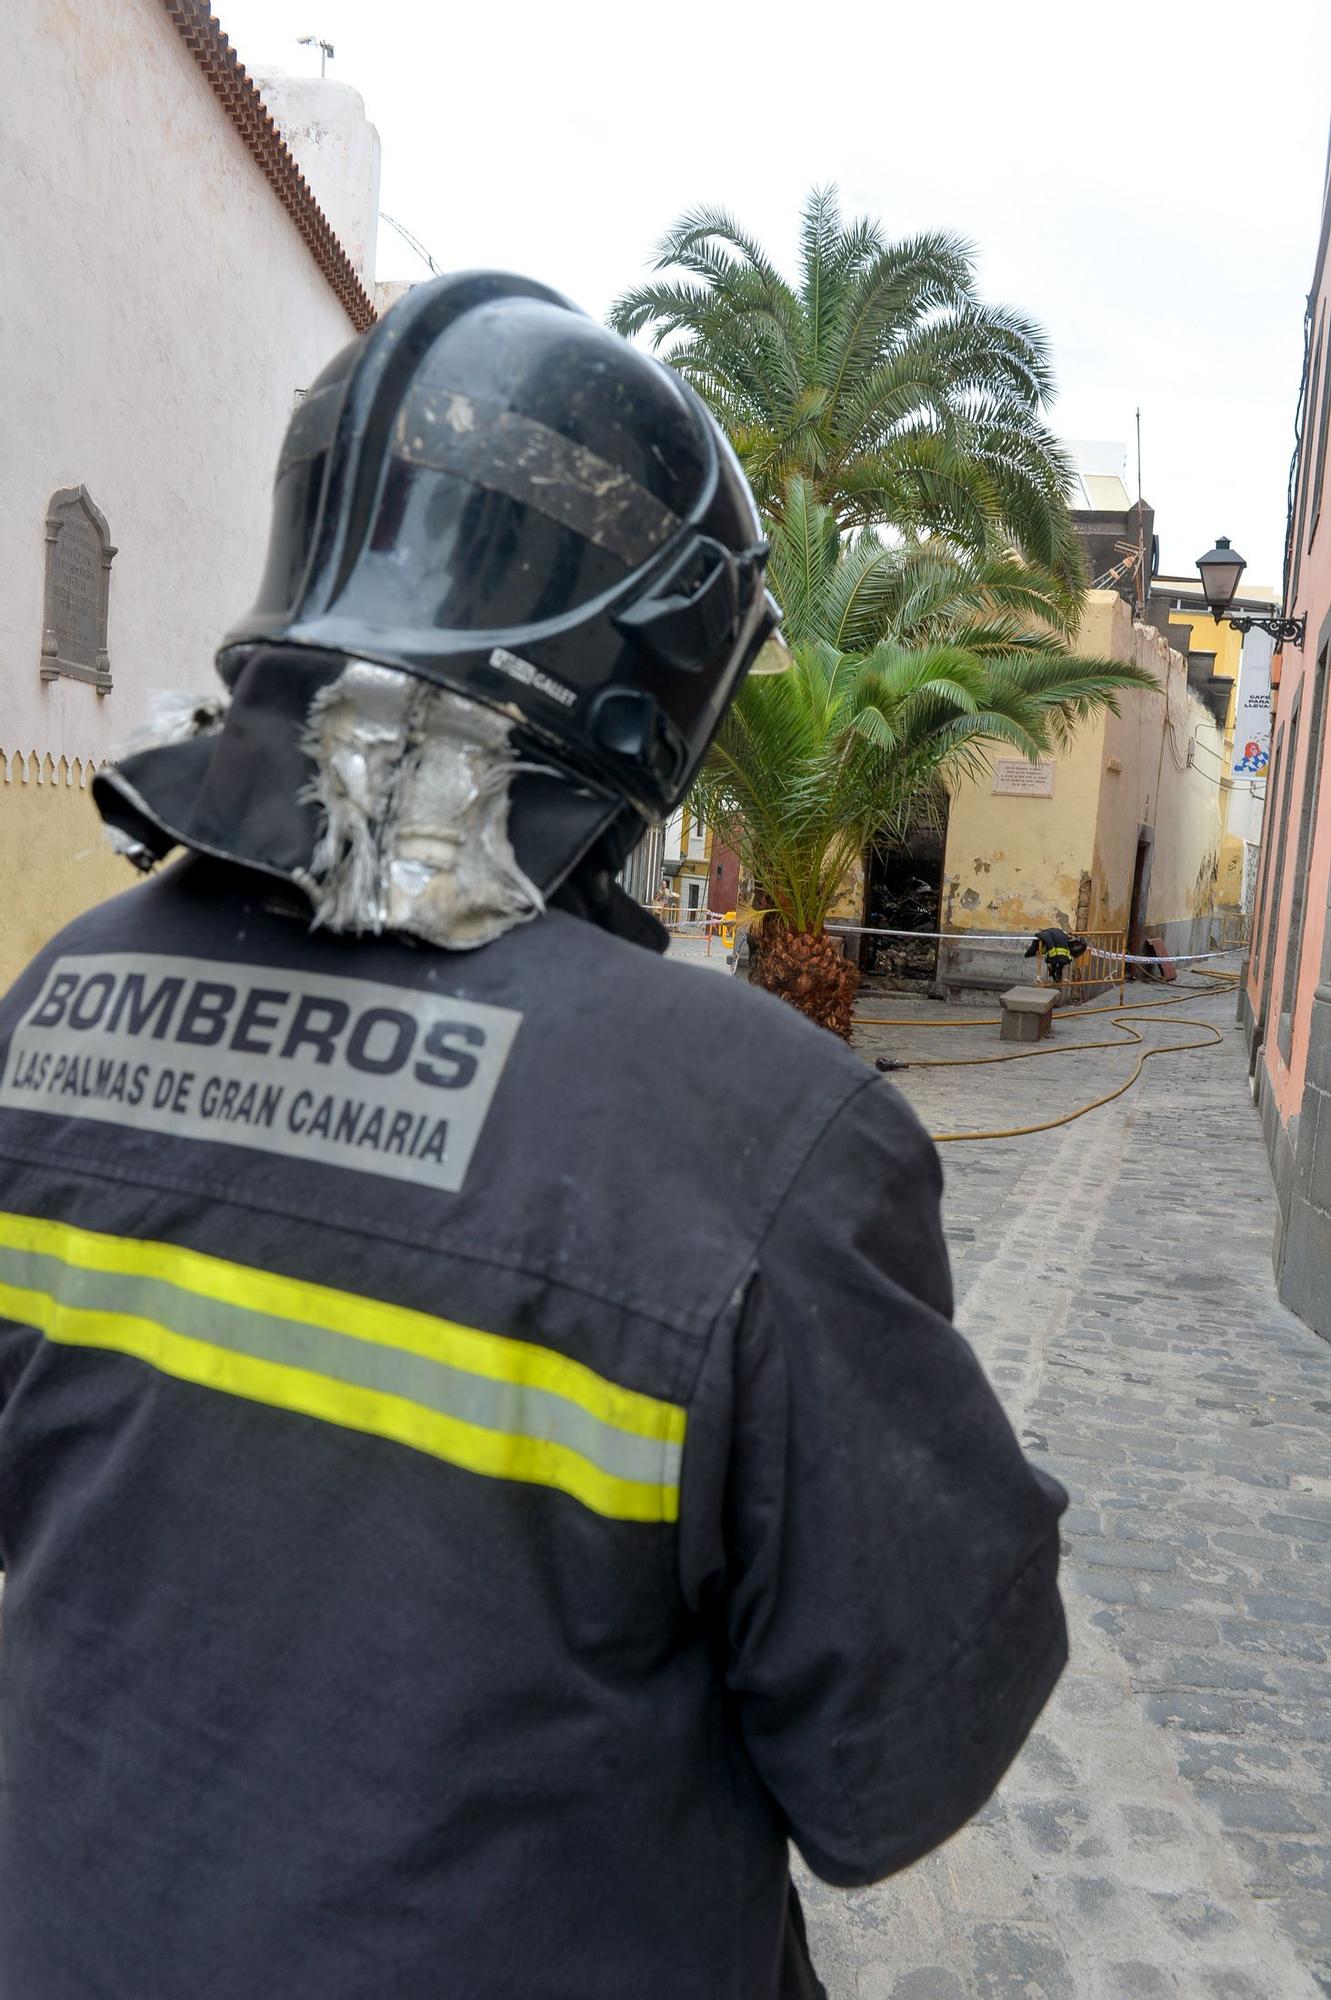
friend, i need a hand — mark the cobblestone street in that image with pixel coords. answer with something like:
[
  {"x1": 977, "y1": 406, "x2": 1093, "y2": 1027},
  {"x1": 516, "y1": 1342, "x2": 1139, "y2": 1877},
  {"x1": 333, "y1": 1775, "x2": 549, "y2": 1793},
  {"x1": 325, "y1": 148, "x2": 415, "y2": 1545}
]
[{"x1": 798, "y1": 966, "x2": 1331, "y2": 1999}]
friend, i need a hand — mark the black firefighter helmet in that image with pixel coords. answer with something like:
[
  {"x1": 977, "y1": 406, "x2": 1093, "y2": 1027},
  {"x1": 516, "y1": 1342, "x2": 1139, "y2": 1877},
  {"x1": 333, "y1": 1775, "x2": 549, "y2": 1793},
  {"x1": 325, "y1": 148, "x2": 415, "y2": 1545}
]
[{"x1": 224, "y1": 271, "x2": 778, "y2": 826}]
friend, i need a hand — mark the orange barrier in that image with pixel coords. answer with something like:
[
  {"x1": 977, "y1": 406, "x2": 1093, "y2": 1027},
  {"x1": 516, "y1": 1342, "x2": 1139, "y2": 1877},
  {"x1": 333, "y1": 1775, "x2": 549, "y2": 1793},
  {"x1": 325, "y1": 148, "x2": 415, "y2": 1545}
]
[
  {"x1": 1060, "y1": 929, "x2": 1126, "y2": 1004},
  {"x1": 651, "y1": 906, "x2": 740, "y2": 957}
]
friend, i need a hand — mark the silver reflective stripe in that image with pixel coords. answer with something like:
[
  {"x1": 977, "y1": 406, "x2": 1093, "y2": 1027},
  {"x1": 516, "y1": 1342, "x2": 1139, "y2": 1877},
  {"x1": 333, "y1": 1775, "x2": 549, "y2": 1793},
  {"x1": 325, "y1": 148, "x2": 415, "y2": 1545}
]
[{"x1": 0, "y1": 1241, "x2": 682, "y2": 1494}]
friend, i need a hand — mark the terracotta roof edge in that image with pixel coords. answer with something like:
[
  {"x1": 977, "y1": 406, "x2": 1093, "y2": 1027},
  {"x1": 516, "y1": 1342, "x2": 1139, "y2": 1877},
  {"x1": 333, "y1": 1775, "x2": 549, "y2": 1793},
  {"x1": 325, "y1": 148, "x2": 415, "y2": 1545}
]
[{"x1": 160, "y1": 0, "x2": 376, "y2": 333}]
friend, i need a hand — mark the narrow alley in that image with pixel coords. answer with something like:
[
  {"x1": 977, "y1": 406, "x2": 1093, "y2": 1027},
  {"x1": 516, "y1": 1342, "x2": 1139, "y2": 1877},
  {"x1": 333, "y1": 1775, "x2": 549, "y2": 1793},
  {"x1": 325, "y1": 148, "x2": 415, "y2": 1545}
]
[{"x1": 801, "y1": 969, "x2": 1331, "y2": 1999}]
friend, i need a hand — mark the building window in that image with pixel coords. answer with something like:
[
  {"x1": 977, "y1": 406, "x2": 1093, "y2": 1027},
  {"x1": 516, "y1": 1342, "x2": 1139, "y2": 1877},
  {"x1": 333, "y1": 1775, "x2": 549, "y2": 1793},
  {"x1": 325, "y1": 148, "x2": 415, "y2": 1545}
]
[
  {"x1": 1296, "y1": 308, "x2": 1325, "y2": 570},
  {"x1": 1250, "y1": 718, "x2": 1284, "y2": 976},
  {"x1": 1312, "y1": 344, "x2": 1331, "y2": 551},
  {"x1": 1257, "y1": 702, "x2": 1300, "y2": 1041},
  {"x1": 617, "y1": 822, "x2": 665, "y2": 907},
  {"x1": 1278, "y1": 649, "x2": 1329, "y2": 1063}
]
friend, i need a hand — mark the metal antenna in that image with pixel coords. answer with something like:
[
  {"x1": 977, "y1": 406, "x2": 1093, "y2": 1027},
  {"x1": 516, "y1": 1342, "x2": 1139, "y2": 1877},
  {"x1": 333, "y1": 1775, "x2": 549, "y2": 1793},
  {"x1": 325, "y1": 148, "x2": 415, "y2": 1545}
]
[
  {"x1": 1135, "y1": 407, "x2": 1145, "y2": 617},
  {"x1": 379, "y1": 212, "x2": 443, "y2": 277},
  {"x1": 297, "y1": 34, "x2": 334, "y2": 77}
]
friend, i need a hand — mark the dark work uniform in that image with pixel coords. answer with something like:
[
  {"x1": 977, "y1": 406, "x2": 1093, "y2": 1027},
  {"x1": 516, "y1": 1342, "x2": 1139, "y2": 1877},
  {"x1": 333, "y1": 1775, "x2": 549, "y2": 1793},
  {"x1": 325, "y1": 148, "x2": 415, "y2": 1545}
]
[
  {"x1": 0, "y1": 858, "x2": 1066, "y2": 2000},
  {"x1": 1023, "y1": 928, "x2": 1087, "y2": 985}
]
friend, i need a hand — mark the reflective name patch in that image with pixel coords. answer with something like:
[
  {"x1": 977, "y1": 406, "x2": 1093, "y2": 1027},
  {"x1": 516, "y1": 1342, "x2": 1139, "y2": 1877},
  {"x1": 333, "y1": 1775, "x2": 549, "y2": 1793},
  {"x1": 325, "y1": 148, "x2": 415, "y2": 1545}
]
[{"x1": 0, "y1": 954, "x2": 521, "y2": 1192}]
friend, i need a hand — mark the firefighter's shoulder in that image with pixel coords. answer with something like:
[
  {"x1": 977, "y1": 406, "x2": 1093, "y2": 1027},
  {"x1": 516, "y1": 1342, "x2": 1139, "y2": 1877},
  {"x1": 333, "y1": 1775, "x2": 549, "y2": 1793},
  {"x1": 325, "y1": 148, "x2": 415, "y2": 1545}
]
[{"x1": 537, "y1": 906, "x2": 891, "y2": 1153}]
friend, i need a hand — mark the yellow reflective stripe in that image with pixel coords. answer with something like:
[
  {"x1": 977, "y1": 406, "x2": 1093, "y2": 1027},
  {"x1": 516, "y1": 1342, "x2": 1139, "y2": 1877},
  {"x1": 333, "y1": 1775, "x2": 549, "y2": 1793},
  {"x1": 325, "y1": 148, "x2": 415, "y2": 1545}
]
[
  {"x1": 0, "y1": 1277, "x2": 676, "y2": 1523},
  {"x1": 0, "y1": 1211, "x2": 685, "y2": 1450}
]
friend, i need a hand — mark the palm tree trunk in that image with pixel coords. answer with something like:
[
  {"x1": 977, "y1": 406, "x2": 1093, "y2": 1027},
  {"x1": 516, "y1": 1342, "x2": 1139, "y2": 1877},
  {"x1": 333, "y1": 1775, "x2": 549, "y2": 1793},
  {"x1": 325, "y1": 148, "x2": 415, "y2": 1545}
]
[{"x1": 750, "y1": 920, "x2": 860, "y2": 1039}]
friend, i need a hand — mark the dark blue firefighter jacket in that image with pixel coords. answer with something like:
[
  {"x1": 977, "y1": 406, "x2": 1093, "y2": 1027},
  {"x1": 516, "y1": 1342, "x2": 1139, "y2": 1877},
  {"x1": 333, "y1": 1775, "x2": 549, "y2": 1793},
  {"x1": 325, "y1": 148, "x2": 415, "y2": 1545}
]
[{"x1": 0, "y1": 858, "x2": 1066, "y2": 1999}]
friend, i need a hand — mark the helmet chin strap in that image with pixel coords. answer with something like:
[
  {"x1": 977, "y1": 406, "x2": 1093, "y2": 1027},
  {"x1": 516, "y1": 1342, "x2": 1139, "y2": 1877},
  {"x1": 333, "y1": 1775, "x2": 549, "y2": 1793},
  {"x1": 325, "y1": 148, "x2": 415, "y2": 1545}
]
[
  {"x1": 585, "y1": 803, "x2": 653, "y2": 882},
  {"x1": 547, "y1": 823, "x2": 670, "y2": 954}
]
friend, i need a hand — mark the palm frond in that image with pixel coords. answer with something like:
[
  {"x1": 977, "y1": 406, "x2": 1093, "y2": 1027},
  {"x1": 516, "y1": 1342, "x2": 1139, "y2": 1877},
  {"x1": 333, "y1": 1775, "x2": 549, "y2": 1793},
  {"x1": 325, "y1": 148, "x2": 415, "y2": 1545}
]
[{"x1": 610, "y1": 189, "x2": 1082, "y2": 584}]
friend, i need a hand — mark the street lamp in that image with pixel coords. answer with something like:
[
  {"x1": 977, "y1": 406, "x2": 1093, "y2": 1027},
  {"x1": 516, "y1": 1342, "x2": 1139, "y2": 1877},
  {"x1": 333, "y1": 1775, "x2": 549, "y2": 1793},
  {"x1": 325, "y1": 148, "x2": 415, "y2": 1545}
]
[{"x1": 1195, "y1": 536, "x2": 1306, "y2": 648}]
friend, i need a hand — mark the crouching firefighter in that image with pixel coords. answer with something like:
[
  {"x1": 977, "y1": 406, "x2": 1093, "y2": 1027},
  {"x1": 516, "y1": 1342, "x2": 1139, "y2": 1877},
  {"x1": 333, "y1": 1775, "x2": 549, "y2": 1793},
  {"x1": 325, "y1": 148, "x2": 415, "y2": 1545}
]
[
  {"x1": 0, "y1": 274, "x2": 1067, "y2": 2000},
  {"x1": 1024, "y1": 926, "x2": 1090, "y2": 987}
]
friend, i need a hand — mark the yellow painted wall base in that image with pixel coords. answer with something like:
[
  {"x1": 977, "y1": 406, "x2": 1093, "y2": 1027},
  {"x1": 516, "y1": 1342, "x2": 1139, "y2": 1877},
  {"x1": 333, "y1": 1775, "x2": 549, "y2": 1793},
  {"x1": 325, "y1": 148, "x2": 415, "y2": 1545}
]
[{"x1": 1, "y1": 756, "x2": 140, "y2": 993}]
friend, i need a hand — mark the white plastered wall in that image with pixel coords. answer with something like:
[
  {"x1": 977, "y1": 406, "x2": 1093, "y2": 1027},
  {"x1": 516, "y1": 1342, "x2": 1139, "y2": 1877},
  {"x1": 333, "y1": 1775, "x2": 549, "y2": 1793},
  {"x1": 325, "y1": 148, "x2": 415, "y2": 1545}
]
[
  {"x1": 0, "y1": 0, "x2": 372, "y2": 772},
  {"x1": 253, "y1": 71, "x2": 382, "y2": 288}
]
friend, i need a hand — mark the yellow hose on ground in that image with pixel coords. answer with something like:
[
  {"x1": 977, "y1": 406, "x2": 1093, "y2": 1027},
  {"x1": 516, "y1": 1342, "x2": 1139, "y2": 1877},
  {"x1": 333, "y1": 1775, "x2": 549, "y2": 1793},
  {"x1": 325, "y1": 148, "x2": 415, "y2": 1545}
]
[
  {"x1": 853, "y1": 968, "x2": 1238, "y2": 1030},
  {"x1": 906, "y1": 1021, "x2": 1201, "y2": 1068},
  {"x1": 854, "y1": 975, "x2": 1236, "y2": 1142},
  {"x1": 925, "y1": 1016, "x2": 1224, "y2": 1143}
]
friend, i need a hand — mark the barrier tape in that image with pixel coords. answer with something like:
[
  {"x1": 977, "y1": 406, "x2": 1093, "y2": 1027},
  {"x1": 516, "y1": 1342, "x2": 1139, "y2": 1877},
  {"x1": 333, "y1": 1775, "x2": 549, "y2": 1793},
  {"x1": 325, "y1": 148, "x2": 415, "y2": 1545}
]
[
  {"x1": 1119, "y1": 948, "x2": 1240, "y2": 965},
  {"x1": 666, "y1": 914, "x2": 1246, "y2": 970},
  {"x1": 824, "y1": 921, "x2": 1242, "y2": 967},
  {"x1": 827, "y1": 923, "x2": 1042, "y2": 942}
]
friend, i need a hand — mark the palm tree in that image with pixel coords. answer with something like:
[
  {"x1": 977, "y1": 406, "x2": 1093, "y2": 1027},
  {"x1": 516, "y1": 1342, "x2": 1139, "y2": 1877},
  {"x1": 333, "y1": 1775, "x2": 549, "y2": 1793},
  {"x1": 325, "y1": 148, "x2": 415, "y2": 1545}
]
[
  {"x1": 689, "y1": 481, "x2": 1156, "y2": 1036},
  {"x1": 610, "y1": 188, "x2": 1084, "y2": 587},
  {"x1": 614, "y1": 193, "x2": 1141, "y2": 1034}
]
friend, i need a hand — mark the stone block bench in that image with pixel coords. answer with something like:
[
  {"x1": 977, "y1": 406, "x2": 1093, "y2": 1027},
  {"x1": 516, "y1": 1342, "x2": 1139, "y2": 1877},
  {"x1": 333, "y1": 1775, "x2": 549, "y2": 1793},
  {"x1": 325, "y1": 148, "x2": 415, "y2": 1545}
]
[{"x1": 999, "y1": 986, "x2": 1057, "y2": 1043}]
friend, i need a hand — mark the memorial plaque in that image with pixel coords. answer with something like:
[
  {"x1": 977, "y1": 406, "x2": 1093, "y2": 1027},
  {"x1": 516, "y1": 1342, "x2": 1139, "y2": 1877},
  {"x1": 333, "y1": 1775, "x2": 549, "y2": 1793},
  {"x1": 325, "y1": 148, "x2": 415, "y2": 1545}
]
[
  {"x1": 992, "y1": 758, "x2": 1055, "y2": 797},
  {"x1": 41, "y1": 486, "x2": 116, "y2": 692}
]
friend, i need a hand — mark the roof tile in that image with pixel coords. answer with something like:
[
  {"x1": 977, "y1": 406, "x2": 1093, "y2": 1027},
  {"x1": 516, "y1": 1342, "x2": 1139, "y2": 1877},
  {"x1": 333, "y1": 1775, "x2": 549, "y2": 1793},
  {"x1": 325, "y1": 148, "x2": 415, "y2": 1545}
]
[{"x1": 161, "y1": 0, "x2": 377, "y2": 332}]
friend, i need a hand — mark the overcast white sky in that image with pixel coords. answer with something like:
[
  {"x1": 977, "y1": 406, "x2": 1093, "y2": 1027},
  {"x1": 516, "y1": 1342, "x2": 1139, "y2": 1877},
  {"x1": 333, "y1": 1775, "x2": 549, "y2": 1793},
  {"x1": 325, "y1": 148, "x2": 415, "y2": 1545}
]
[{"x1": 217, "y1": 0, "x2": 1331, "y2": 589}]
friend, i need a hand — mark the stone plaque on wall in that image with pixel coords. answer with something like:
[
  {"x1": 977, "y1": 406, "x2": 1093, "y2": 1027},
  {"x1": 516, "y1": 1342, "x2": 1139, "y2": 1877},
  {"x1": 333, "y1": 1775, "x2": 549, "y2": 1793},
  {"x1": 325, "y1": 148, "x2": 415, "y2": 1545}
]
[
  {"x1": 992, "y1": 758, "x2": 1055, "y2": 797},
  {"x1": 41, "y1": 486, "x2": 116, "y2": 693}
]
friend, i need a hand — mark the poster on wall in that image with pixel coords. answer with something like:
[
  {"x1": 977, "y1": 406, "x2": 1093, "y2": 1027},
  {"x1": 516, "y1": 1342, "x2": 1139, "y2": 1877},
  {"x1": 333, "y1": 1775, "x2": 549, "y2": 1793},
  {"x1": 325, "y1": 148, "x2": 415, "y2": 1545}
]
[
  {"x1": 1228, "y1": 630, "x2": 1274, "y2": 850},
  {"x1": 1232, "y1": 631, "x2": 1274, "y2": 778}
]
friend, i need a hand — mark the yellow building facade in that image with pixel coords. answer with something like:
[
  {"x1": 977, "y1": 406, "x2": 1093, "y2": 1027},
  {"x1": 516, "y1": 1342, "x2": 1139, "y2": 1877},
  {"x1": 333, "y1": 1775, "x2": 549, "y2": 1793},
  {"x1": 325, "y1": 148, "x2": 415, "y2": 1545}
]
[
  {"x1": 660, "y1": 803, "x2": 713, "y2": 923},
  {"x1": 934, "y1": 592, "x2": 1235, "y2": 992},
  {"x1": 1159, "y1": 599, "x2": 1273, "y2": 917}
]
